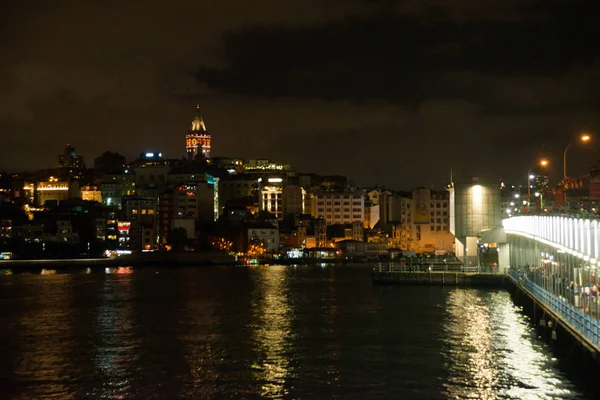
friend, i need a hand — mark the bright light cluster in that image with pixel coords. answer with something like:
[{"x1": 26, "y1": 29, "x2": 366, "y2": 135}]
[{"x1": 503, "y1": 216, "x2": 599, "y2": 264}]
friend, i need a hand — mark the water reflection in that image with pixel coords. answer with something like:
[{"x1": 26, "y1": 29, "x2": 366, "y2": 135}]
[
  {"x1": 178, "y1": 271, "x2": 220, "y2": 398},
  {"x1": 14, "y1": 274, "x2": 76, "y2": 399},
  {"x1": 250, "y1": 266, "x2": 294, "y2": 398},
  {"x1": 0, "y1": 266, "x2": 591, "y2": 398},
  {"x1": 442, "y1": 289, "x2": 582, "y2": 399},
  {"x1": 91, "y1": 273, "x2": 138, "y2": 399}
]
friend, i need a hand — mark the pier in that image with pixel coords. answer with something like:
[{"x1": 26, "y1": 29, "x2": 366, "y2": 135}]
[{"x1": 372, "y1": 264, "x2": 507, "y2": 287}]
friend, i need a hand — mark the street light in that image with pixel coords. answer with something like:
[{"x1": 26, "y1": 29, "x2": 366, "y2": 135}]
[
  {"x1": 564, "y1": 133, "x2": 591, "y2": 179},
  {"x1": 535, "y1": 191, "x2": 544, "y2": 211},
  {"x1": 527, "y1": 159, "x2": 549, "y2": 213}
]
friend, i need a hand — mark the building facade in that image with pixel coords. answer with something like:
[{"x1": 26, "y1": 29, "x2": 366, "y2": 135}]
[{"x1": 310, "y1": 192, "x2": 364, "y2": 226}]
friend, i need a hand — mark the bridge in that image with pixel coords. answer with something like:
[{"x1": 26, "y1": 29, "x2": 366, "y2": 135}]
[{"x1": 501, "y1": 215, "x2": 600, "y2": 359}]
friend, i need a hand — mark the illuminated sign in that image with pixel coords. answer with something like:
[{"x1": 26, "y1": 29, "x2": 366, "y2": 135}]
[
  {"x1": 267, "y1": 178, "x2": 283, "y2": 183},
  {"x1": 145, "y1": 152, "x2": 154, "y2": 158}
]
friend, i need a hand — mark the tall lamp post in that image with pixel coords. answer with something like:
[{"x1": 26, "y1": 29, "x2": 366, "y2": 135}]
[
  {"x1": 527, "y1": 159, "x2": 548, "y2": 213},
  {"x1": 563, "y1": 133, "x2": 591, "y2": 207},
  {"x1": 564, "y1": 133, "x2": 591, "y2": 179}
]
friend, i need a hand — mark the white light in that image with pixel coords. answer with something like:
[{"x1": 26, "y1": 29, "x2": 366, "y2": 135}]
[
  {"x1": 529, "y1": 174, "x2": 535, "y2": 179},
  {"x1": 535, "y1": 192, "x2": 540, "y2": 197},
  {"x1": 506, "y1": 208, "x2": 511, "y2": 213},
  {"x1": 145, "y1": 152, "x2": 154, "y2": 158},
  {"x1": 158, "y1": 153, "x2": 162, "y2": 157},
  {"x1": 522, "y1": 200, "x2": 528, "y2": 205},
  {"x1": 257, "y1": 178, "x2": 262, "y2": 182},
  {"x1": 514, "y1": 193, "x2": 520, "y2": 198},
  {"x1": 268, "y1": 178, "x2": 283, "y2": 183},
  {"x1": 510, "y1": 202, "x2": 515, "y2": 206}
]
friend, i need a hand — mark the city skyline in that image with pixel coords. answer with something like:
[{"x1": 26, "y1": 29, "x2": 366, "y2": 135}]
[{"x1": 2, "y1": 0, "x2": 600, "y2": 188}]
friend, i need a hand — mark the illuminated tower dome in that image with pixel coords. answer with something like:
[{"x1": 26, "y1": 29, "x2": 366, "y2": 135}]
[{"x1": 186, "y1": 104, "x2": 211, "y2": 161}]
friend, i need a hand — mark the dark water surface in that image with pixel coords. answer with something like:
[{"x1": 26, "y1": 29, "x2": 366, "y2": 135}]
[{"x1": 0, "y1": 265, "x2": 590, "y2": 399}]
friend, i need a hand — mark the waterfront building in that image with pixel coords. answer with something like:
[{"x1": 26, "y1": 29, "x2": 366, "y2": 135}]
[
  {"x1": 309, "y1": 191, "x2": 364, "y2": 226},
  {"x1": 122, "y1": 196, "x2": 158, "y2": 252},
  {"x1": 411, "y1": 188, "x2": 453, "y2": 254},
  {"x1": 185, "y1": 105, "x2": 211, "y2": 161},
  {"x1": 247, "y1": 221, "x2": 280, "y2": 253},
  {"x1": 449, "y1": 177, "x2": 501, "y2": 268},
  {"x1": 371, "y1": 190, "x2": 413, "y2": 250},
  {"x1": 0, "y1": 219, "x2": 12, "y2": 239},
  {"x1": 11, "y1": 224, "x2": 43, "y2": 243},
  {"x1": 54, "y1": 219, "x2": 78, "y2": 243}
]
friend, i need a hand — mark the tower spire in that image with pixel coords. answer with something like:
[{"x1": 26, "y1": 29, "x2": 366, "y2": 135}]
[{"x1": 191, "y1": 104, "x2": 206, "y2": 131}]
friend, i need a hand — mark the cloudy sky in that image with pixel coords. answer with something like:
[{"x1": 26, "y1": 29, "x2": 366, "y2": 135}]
[{"x1": 2, "y1": 0, "x2": 599, "y2": 189}]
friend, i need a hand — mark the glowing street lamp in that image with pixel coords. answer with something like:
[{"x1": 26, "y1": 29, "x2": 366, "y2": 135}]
[{"x1": 564, "y1": 133, "x2": 592, "y2": 179}]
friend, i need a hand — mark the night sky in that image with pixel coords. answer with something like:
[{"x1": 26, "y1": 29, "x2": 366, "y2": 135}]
[{"x1": 2, "y1": 0, "x2": 600, "y2": 189}]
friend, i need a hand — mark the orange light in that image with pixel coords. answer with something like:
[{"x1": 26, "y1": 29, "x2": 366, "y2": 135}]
[
  {"x1": 540, "y1": 159, "x2": 548, "y2": 167},
  {"x1": 581, "y1": 133, "x2": 591, "y2": 142}
]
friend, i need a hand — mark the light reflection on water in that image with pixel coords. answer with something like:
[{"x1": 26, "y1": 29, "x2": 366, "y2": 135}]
[
  {"x1": 442, "y1": 289, "x2": 582, "y2": 399},
  {"x1": 91, "y1": 274, "x2": 138, "y2": 399},
  {"x1": 13, "y1": 275, "x2": 76, "y2": 400},
  {"x1": 0, "y1": 266, "x2": 592, "y2": 399},
  {"x1": 250, "y1": 265, "x2": 293, "y2": 398}
]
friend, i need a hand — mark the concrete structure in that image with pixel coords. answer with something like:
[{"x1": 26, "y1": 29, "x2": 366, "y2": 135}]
[
  {"x1": 283, "y1": 184, "x2": 305, "y2": 216},
  {"x1": 449, "y1": 178, "x2": 501, "y2": 268},
  {"x1": 411, "y1": 188, "x2": 453, "y2": 254}
]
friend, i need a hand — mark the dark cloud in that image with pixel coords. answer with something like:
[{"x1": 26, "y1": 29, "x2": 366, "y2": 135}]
[
  {"x1": 1, "y1": 0, "x2": 600, "y2": 189},
  {"x1": 198, "y1": 3, "x2": 600, "y2": 107}
]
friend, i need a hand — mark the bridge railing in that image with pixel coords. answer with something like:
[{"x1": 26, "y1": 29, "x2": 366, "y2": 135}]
[
  {"x1": 374, "y1": 263, "x2": 489, "y2": 274},
  {"x1": 509, "y1": 268, "x2": 600, "y2": 345},
  {"x1": 502, "y1": 215, "x2": 600, "y2": 262}
]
